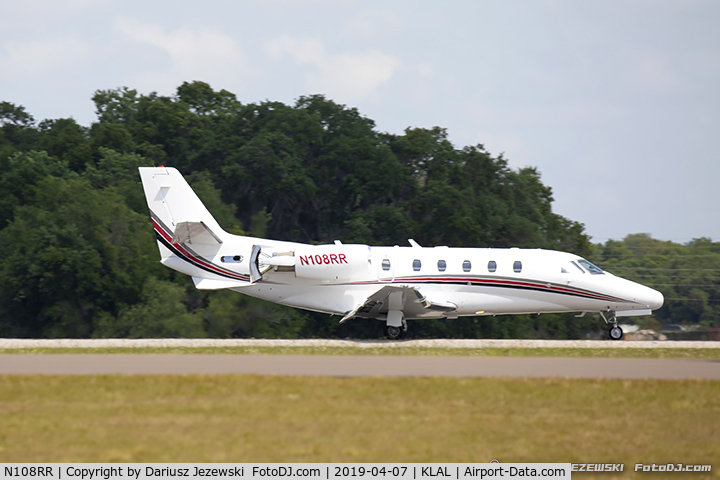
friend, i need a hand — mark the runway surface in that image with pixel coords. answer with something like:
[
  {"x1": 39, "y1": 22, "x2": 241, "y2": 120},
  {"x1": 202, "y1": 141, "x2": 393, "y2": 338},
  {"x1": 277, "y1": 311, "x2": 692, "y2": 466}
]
[
  {"x1": 1, "y1": 354, "x2": 719, "y2": 379},
  {"x1": 2, "y1": 338, "x2": 720, "y2": 348}
]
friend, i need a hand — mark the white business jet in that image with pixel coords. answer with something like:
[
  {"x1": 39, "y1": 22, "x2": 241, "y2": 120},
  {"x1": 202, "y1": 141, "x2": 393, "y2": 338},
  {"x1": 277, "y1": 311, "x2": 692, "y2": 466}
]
[{"x1": 139, "y1": 167, "x2": 664, "y2": 340}]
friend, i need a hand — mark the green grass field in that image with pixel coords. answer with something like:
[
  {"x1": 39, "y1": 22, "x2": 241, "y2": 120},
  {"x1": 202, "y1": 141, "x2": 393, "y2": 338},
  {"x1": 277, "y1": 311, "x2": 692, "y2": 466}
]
[
  {"x1": 1, "y1": 346, "x2": 717, "y2": 477},
  {"x1": 0, "y1": 374, "x2": 718, "y2": 474}
]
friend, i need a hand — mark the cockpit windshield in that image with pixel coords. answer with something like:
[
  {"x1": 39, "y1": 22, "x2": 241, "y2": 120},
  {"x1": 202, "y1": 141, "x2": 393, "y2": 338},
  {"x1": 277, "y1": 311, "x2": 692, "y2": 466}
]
[{"x1": 577, "y1": 259, "x2": 604, "y2": 275}]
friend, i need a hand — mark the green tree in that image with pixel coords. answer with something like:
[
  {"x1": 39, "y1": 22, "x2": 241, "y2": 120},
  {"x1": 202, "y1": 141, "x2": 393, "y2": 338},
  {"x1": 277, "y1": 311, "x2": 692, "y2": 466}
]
[
  {"x1": 93, "y1": 277, "x2": 206, "y2": 338},
  {"x1": 0, "y1": 84, "x2": 609, "y2": 339},
  {"x1": 590, "y1": 234, "x2": 720, "y2": 328},
  {"x1": 0, "y1": 176, "x2": 162, "y2": 337},
  {"x1": 0, "y1": 102, "x2": 39, "y2": 158},
  {"x1": 37, "y1": 118, "x2": 91, "y2": 172},
  {"x1": 203, "y1": 289, "x2": 306, "y2": 338},
  {"x1": 0, "y1": 150, "x2": 71, "y2": 229},
  {"x1": 92, "y1": 87, "x2": 140, "y2": 125}
]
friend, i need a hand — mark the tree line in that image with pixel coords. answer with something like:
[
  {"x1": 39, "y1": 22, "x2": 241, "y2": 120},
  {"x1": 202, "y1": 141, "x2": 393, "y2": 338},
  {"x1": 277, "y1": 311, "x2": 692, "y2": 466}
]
[
  {"x1": 591, "y1": 234, "x2": 720, "y2": 331},
  {"x1": 0, "y1": 82, "x2": 715, "y2": 339}
]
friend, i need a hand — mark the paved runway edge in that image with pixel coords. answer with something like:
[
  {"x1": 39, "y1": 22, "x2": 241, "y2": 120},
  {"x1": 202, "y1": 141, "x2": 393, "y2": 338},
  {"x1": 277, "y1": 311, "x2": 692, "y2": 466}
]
[
  {"x1": 1, "y1": 354, "x2": 719, "y2": 379},
  {"x1": 1, "y1": 338, "x2": 719, "y2": 349}
]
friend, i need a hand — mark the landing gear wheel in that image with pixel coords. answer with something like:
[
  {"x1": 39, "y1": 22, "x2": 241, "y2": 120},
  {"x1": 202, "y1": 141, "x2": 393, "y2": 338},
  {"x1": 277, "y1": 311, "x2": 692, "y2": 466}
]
[
  {"x1": 609, "y1": 325, "x2": 624, "y2": 341},
  {"x1": 384, "y1": 325, "x2": 404, "y2": 340}
]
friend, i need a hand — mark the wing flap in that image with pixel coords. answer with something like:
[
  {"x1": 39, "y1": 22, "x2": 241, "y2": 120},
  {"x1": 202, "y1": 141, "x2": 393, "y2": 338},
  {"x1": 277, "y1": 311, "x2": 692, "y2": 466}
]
[{"x1": 340, "y1": 285, "x2": 457, "y2": 322}]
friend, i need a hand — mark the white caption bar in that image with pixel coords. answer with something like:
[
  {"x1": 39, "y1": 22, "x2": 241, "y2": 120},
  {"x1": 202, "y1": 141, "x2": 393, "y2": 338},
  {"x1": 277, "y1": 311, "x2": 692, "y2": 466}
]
[{"x1": 1, "y1": 464, "x2": 571, "y2": 480}]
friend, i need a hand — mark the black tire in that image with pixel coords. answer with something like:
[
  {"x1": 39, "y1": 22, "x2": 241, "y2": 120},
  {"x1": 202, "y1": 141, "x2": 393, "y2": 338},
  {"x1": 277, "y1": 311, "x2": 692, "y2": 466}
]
[
  {"x1": 609, "y1": 325, "x2": 624, "y2": 341},
  {"x1": 384, "y1": 325, "x2": 404, "y2": 340}
]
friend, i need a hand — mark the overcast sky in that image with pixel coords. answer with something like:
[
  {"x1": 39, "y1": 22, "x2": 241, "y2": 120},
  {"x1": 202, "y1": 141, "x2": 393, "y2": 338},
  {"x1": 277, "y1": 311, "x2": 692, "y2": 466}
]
[{"x1": 2, "y1": 0, "x2": 719, "y2": 244}]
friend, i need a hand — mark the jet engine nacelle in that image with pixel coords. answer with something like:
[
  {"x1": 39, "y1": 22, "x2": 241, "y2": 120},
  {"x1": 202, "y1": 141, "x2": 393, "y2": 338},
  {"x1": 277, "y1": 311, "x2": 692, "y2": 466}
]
[{"x1": 294, "y1": 244, "x2": 370, "y2": 281}]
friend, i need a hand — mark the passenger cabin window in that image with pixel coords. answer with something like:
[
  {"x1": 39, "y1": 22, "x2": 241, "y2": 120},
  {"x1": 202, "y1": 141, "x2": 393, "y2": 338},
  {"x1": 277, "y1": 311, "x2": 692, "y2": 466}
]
[
  {"x1": 462, "y1": 260, "x2": 471, "y2": 272},
  {"x1": 413, "y1": 259, "x2": 422, "y2": 271},
  {"x1": 437, "y1": 260, "x2": 447, "y2": 272},
  {"x1": 488, "y1": 261, "x2": 497, "y2": 273},
  {"x1": 513, "y1": 261, "x2": 522, "y2": 273},
  {"x1": 578, "y1": 259, "x2": 604, "y2": 275},
  {"x1": 382, "y1": 259, "x2": 391, "y2": 271}
]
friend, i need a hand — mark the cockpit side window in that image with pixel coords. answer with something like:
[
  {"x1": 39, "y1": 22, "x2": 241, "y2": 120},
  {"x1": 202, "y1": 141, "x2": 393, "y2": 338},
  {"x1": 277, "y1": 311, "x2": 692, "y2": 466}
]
[
  {"x1": 571, "y1": 261, "x2": 585, "y2": 273},
  {"x1": 578, "y1": 259, "x2": 604, "y2": 275}
]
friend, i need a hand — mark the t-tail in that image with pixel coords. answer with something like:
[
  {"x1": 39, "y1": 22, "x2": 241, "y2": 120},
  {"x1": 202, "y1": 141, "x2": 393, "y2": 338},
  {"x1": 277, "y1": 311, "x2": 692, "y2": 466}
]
[{"x1": 138, "y1": 166, "x2": 252, "y2": 288}]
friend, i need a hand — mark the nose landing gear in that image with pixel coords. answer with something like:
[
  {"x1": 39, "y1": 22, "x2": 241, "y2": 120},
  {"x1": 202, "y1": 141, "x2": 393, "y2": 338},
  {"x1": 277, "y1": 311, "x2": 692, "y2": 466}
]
[
  {"x1": 609, "y1": 324, "x2": 624, "y2": 340},
  {"x1": 600, "y1": 312, "x2": 624, "y2": 341}
]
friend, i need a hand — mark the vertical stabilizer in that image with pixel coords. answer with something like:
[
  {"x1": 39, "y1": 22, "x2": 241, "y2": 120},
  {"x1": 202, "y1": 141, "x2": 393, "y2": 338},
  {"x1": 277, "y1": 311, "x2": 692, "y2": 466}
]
[
  {"x1": 138, "y1": 167, "x2": 225, "y2": 238},
  {"x1": 138, "y1": 167, "x2": 275, "y2": 287},
  {"x1": 138, "y1": 167, "x2": 244, "y2": 284}
]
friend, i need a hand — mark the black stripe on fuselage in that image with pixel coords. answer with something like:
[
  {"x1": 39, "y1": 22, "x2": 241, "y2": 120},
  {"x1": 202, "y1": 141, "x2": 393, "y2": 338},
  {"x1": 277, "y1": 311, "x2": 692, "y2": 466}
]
[
  {"x1": 150, "y1": 211, "x2": 249, "y2": 281},
  {"x1": 155, "y1": 233, "x2": 249, "y2": 281}
]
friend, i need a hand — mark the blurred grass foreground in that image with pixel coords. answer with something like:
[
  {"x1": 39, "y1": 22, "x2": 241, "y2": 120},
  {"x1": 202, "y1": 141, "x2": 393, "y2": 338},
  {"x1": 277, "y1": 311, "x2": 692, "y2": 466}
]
[{"x1": 0, "y1": 374, "x2": 717, "y2": 467}]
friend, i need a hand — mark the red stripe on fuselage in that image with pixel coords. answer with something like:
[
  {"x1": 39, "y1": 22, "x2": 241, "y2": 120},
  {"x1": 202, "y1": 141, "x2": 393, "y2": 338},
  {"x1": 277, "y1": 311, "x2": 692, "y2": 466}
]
[
  {"x1": 401, "y1": 275, "x2": 623, "y2": 302},
  {"x1": 352, "y1": 275, "x2": 625, "y2": 303}
]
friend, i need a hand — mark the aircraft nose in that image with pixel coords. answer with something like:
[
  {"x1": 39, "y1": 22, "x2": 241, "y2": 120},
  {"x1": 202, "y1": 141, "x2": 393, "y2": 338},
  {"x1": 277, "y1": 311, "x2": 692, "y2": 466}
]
[
  {"x1": 643, "y1": 286, "x2": 664, "y2": 310},
  {"x1": 650, "y1": 288, "x2": 664, "y2": 310}
]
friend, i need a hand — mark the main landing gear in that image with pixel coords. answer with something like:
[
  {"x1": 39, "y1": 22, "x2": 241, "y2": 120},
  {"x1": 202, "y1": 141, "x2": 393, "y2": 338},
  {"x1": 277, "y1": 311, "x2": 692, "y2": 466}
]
[
  {"x1": 384, "y1": 291, "x2": 408, "y2": 340},
  {"x1": 384, "y1": 324, "x2": 406, "y2": 340},
  {"x1": 600, "y1": 312, "x2": 624, "y2": 341}
]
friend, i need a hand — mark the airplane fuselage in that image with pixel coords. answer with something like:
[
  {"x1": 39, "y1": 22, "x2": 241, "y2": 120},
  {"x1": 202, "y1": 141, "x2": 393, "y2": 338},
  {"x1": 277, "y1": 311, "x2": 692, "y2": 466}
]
[
  {"x1": 153, "y1": 216, "x2": 663, "y2": 319},
  {"x1": 141, "y1": 166, "x2": 664, "y2": 339}
]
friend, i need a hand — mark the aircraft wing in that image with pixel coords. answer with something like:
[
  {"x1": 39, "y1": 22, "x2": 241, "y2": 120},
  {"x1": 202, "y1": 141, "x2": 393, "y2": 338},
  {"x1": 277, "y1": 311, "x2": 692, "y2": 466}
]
[{"x1": 339, "y1": 285, "x2": 457, "y2": 323}]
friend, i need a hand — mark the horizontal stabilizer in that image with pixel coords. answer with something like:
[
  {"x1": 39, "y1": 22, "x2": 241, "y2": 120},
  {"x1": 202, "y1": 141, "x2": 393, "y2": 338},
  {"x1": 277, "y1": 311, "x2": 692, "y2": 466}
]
[
  {"x1": 172, "y1": 221, "x2": 223, "y2": 245},
  {"x1": 192, "y1": 277, "x2": 249, "y2": 290}
]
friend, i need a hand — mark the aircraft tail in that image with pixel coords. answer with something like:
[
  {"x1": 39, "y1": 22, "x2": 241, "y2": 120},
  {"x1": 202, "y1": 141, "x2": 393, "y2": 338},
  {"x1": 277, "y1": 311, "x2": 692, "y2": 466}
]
[
  {"x1": 139, "y1": 167, "x2": 251, "y2": 285},
  {"x1": 139, "y1": 167, "x2": 226, "y2": 242}
]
